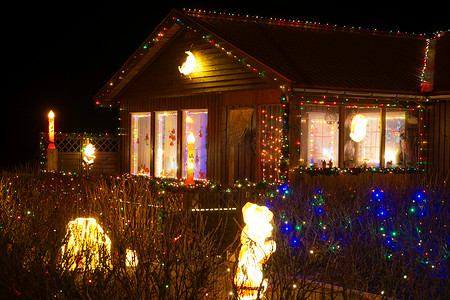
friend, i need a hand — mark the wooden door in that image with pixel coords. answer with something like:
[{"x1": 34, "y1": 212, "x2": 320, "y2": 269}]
[{"x1": 226, "y1": 107, "x2": 256, "y2": 184}]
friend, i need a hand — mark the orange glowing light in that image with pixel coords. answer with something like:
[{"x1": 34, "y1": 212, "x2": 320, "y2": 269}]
[
  {"x1": 234, "y1": 202, "x2": 276, "y2": 300},
  {"x1": 48, "y1": 110, "x2": 55, "y2": 149},
  {"x1": 185, "y1": 132, "x2": 195, "y2": 185},
  {"x1": 178, "y1": 51, "x2": 196, "y2": 75}
]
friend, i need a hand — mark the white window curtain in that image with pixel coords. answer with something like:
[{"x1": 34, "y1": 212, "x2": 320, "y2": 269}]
[
  {"x1": 155, "y1": 111, "x2": 178, "y2": 178},
  {"x1": 130, "y1": 113, "x2": 151, "y2": 176},
  {"x1": 182, "y1": 110, "x2": 208, "y2": 180},
  {"x1": 306, "y1": 111, "x2": 338, "y2": 167}
]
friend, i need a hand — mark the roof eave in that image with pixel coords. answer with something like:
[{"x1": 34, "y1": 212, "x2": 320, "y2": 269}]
[
  {"x1": 292, "y1": 85, "x2": 427, "y2": 101},
  {"x1": 94, "y1": 9, "x2": 185, "y2": 107}
]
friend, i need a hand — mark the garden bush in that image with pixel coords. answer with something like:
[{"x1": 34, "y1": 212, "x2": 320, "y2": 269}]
[{"x1": 0, "y1": 171, "x2": 448, "y2": 299}]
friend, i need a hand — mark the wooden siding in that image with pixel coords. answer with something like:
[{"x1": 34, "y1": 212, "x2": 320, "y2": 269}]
[
  {"x1": 117, "y1": 28, "x2": 277, "y2": 99},
  {"x1": 120, "y1": 89, "x2": 281, "y2": 183},
  {"x1": 41, "y1": 133, "x2": 120, "y2": 175},
  {"x1": 116, "y1": 25, "x2": 282, "y2": 183},
  {"x1": 424, "y1": 100, "x2": 450, "y2": 177}
]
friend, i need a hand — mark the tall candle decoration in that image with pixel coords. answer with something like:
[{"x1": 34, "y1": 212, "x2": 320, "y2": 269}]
[
  {"x1": 185, "y1": 132, "x2": 195, "y2": 185},
  {"x1": 48, "y1": 110, "x2": 55, "y2": 149}
]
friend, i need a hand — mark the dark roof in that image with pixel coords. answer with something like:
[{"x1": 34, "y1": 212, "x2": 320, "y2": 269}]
[
  {"x1": 95, "y1": 9, "x2": 449, "y2": 105},
  {"x1": 434, "y1": 31, "x2": 450, "y2": 93},
  {"x1": 185, "y1": 10, "x2": 429, "y2": 94}
]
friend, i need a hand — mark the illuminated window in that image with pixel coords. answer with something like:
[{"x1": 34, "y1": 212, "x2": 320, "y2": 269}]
[
  {"x1": 155, "y1": 111, "x2": 178, "y2": 178},
  {"x1": 299, "y1": 106, "x2": 339, "y2": 168},
  {"x1": 182, "y1": 110, "x2": 208, "y2": 180},
  {"x1": 131, "y1": 113, "x2": 151, "y2": 176},
  {"x1": 385, "y1": 109, "x2": 419, "y2": 168},
  {"x1": 344, "y1": 108, "x2": 381, "y2": 167}
]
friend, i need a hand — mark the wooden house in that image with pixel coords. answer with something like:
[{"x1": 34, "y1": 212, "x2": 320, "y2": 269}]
[{"x1": 94, "y1": 9, "x2": 450, "y2": 183}]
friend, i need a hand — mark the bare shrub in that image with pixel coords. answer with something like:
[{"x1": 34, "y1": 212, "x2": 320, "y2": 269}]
[{"x1": 0, "y1": 171, "x2": 447, "y2": 299}]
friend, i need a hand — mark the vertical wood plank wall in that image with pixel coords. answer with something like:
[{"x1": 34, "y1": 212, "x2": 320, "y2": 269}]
[{"x1": 425, "y1": 100, "x2": 450, "y2": 177}]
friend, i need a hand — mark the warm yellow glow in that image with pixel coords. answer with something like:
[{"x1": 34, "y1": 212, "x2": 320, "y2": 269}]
[
  {"x1": 83, "y1": 143, "x2": 96, "y2": 164},
  {"x1": 187, "y1": 132, "x2": 195, "y2": 144},
  {"x1": 350, "y1": 114, "x2": 367, "y2": 142},
  {"x1": 61, "y1": 218, "x2": 112, "y2": 271},
  {"x1": 125, "y1": 249, "x2": 138, "y2": 267},
  {"x1": 48, "y1": 110, "x2": 55, "y2": 149},
  {"x1": 185, "y1": 116, "x2": 194, "y2": 124},
  {"x1": 234, "y1": 202, "x2": 276, "y2": 300},
  {"x1": 385, "y1": 148, "x2": 398, "y2": 165},
  {"x1": 185, "y1": 132, "x2": 195, "y2": 185},
  {"x1": 178, "y1": 51, "x2": 196, "y2": 75}
]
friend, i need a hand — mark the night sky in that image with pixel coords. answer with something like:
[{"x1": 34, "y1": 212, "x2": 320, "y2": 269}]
[{"x1": 3, "y1": 0, "x2": 449, "y2": 169}]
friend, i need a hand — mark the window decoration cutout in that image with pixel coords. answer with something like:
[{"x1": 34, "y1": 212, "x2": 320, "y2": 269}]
[
  {"x1": 131, "y1": 113, "x2": 151, "y2": 176},
  {"x1": 155, "y1": 111, "x2": 178, "y2": 178},
  {"x1": 350, "y1": 114, "x2": 368, "y2": 143},
  {"x1": 344, "y1": 109, "x2": 380, "y2": 167},
  {"x1": 182, "y1": 110, "x2": 207, "y2": 180}
]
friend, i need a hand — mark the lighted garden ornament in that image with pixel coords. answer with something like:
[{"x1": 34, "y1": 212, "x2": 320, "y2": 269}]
[
  {"x1": 234, "y1": 202, "x2": 276, "y2": 300},
  {"x1": 82, "y1": 142, "x2": 96, "y2": 165},
  {"x1": 178, "y1": 51, "x2": 196, "y2": 75},
  {"x1": 47, "y1": 110, "x2": 58, "y2": 171},
  {"x1": 61, "y1": 218, "x2": 112, "y2": 271},
  {"x1": 350, "y1": 114, "x2": 368, "y2": 142},
  {"x1": 48, "y1": 110, "x2": 55, "y2": 149}
]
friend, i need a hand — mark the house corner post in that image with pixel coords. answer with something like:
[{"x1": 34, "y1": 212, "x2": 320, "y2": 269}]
[{"x1": 47, "y1": 147, "x2": 58, "y2": 171}]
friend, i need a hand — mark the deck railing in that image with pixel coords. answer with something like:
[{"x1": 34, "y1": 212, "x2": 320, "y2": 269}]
[{"x1": 40, "y1": 132, "x2": 120, "y2": 175}]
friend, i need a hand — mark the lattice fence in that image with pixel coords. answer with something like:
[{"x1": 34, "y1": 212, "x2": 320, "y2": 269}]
[{"x1": 40, "y1": 133, "x2": 120, "y2": 175}]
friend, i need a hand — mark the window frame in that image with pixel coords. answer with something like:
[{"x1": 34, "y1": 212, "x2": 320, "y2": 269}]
[
  {"x1": 130, "y1": 112, "x2": 152, "y2": 176},
  {"x1": 181, "y1": 109, "x2": 208, "y2": 180},
  {"x1": 297, "y1": 104, "x2": 419, "y2": 169}
]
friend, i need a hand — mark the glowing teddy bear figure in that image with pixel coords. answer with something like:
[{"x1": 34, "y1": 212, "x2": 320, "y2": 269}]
[
  {"x1": 61, "y1": 218, "x2": 112, "y2": 271},
  {"x1": 234, "y1": 202, "x2": 276, "y2": 300}
]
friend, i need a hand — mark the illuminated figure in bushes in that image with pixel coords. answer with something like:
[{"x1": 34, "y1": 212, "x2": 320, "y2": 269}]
[
  {"x1": 61, "y1": 218, "x2": 112, "y2": 270},
  {"x1": 234, "y1": 202, "x2": 276, "y2": 300}
]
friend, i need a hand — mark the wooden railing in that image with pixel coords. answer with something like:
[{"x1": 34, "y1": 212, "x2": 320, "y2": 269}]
[{"x1": 40, "y1": 132, "x2": 120, "y2": 175}]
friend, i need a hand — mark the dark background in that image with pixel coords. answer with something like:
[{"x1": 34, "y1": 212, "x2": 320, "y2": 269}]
[{"x1": 2, "y1": 0, "x2": 449, "y2": 169}]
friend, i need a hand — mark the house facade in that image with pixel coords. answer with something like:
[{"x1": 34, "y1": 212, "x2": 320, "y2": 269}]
[{"x1": 94, "y1": 9, "x2": 450, "y2": 183}]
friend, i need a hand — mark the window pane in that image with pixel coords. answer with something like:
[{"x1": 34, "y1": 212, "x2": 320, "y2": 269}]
[
  {"x1": 155, "y1": 111, "x2": 178, "y2": 178},
  {"x1": 131, "y1": 113, "x2": 151, "y2": 176},
  {"x1": 344, "y1": 108, "x2": 381, "y2": 167},
  {"x1": 385, "y1": 109, "x2": 419, "y2": 168},
  {"x1": 299, "y1": 106, "x2": 339, "y2": 168},
  {"x1": 182, "y1": 110, "x2": 208, "y2": 180}
]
